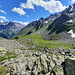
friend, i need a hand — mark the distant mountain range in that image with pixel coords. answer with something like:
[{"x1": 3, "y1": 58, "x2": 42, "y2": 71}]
[
  {"x1": 16, "y1": 2, "x2": 75, "y2": 40},
  {"x1": 0, "y1": 21, "x2": 24, "y2": 38}
]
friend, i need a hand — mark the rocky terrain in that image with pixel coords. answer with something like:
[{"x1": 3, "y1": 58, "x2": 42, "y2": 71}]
[{"x1": 0, "y1": 38, "x2": 75, "y2": 75}]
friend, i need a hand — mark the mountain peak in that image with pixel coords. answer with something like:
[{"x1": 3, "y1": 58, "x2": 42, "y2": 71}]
[
  {"x1": 40, "y1": 17, "x2": 44, "y2": 19},
  {"x1": 63, "y1": 2, "x2": 75, "y2": 13}
]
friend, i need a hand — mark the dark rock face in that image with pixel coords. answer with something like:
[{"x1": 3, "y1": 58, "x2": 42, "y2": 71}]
[
  {"x1": 47, "y1": 13, "x2": 70, "y2": 34},
  {"x1": 45, "y1": 12, "x2": 61, "y2": 22},
  {"x1": 43, "y1": 3, "x2": 75, "y2": 40},
  {"x1": 64, "y1": 58, "x2": 75, "y2": 75}
]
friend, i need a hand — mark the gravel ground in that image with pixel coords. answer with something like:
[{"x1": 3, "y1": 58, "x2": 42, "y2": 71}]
[{"x1": 0, "y1": 39, "x2": 26, "y2": 50}]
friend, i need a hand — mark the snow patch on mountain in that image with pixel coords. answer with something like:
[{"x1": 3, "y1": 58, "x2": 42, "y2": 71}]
[
  {"x1": 70, "y1": 13, "x2": 74, "y2": 15},
  {"x1": 68, "y1": 20, "x2": 73, "y2": 22},
  {"x1": 68, "y1": 29, "x2": 75, "y2": 38},
  {"x1": 44, "y1": 21, "x2": 48, "y2": 23},
  {"x1": 70, "y1": 6, "x2": 73, "y2": 11}
]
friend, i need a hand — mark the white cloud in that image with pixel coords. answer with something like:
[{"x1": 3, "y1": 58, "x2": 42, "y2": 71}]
[
  {"x1": 0, "y1": 9, "x2": 6, "y2": 14},
  {"x1": 45, "y1": 0, "x2": 66, "y2": 13},
  {"x1": 37, "y1": 19, "x2": 38, "y2": 21},
  {"x1": 14, "y1": 21, "x2": 29, "y2": 25},
  {"x1": 20, "y1": 0, "x2": 66, "y2": 13},
  {"x1": 0, "y1": 16, "x2": 8, "y2": 21},
  {"x1": 27, "y1": 15, "x2": 29, "y2": 18},
  {"x1": 12, "y1": 7, "x2": 26, "y2": 16},
  {"x1": 22, "y1": 22, "x2": 29, "y2": 25},
  {"x1": 0, "y1": 20, "x2": 3, "y2": 22},
  {"x1": 72, "y1": 0, "x2": 75, "y2": 3},
  {"x1": 20, "y1": 2, "x2": 34, "y2": 9}
]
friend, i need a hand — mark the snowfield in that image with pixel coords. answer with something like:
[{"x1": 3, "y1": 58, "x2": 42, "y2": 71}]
[{"x1": 68, "y1": 29, "x2": 75, "y2": 38}]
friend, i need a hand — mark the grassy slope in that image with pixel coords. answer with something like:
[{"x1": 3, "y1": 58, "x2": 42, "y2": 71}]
[
  {"x1": 17, "y1": 27, "x2": 33, "y2": 37},
  {"x1": 17, "y1": 34, "x2": 75, "y2": 50},
  {"x1": 17, "y1": 21, "x2": 53, "y2": 38},
  {"x1": 33, "y1": 22, "x2": 53, "y2": 33}
]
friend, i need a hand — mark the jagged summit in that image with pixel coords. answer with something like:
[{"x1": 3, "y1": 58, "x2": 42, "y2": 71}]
[{"x1": 63, "y1": 2, "x2": 75, "y2": 13}]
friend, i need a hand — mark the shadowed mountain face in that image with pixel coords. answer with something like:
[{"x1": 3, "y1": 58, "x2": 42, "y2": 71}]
[
  {"x1": 47, "y1": 3, "x2": 75, "y2": 33},
  {"x1": 0, "y1": 21, "x2": 25, "y2": 38},
  {"x1": 43, "y1": 2, "x2": 75, "y2": 40}
]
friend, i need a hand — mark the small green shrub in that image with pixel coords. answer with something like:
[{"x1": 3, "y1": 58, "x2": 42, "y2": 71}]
[{"x1": 25, "y1": 55, "x2": 29, "y2": 57}]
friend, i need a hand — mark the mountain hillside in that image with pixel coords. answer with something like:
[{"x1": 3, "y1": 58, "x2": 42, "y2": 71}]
[
  {"x1": 44, "y1": 3, "x2": 75, "y2": 40},
  {"x1": 16, "y1": 3, "x2": 75, "y2": 41},
  {"x1": 0, "y1": 21, "x2": 24, "y2": 38},
  {"x1": 17, "y1": 12, "x2": 61, "y2": 37}
]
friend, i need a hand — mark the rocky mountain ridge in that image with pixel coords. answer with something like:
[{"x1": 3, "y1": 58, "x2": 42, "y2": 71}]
[
  {"x1": 17, "y1": 12, "x2": 61, "y2": 37},
  {"x1": 42, "y1": 2, "x2": 75, "y2": 40}
]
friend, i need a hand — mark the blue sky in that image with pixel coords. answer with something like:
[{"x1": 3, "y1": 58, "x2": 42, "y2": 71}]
[{"x1": 0, "y1": 0, "x2": 74, "y2": 25}]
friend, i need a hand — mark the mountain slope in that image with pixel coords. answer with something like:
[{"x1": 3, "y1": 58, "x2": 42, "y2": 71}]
[
  {"x1": 17, "y1": 3, "x2": 75, "y2": 41},
  {"x1": 0, "y1": 21, "x2": 24, "y2": 38},
  {"x1": 44, "y1": 3, "x2": 75, "y2": 40},
  {"x1": 17, "y1": 12, "x2": 61, "y2": 37}
]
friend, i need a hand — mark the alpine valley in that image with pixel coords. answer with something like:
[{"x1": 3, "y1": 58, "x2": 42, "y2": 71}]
[{"x1": 1, "y1": 2, "x2": 75, "y2": 75}]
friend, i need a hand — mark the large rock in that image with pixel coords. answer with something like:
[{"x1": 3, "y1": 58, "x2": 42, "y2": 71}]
[
  {"x1": 65, "y1": 58, "x2": 75, "y2": 75},
  {"x1": 31, "y1": 54, "x2": 64, "y2": 75}
]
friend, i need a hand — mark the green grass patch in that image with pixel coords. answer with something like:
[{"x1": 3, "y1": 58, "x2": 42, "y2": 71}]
[
  {"x1": 0, "y1": 65, "x2": 8, "y2": 75},
  {"x1": 25, "y1": 55, "x2": 29, "y2": 57},
  {"x1": 64, "y1": 26, "x2": 75, "y2": 33},
  {"x1": 6, "y1": 52, "x2": 15, "y2": 56},
  {"x1": 71, "y1": 52, "x2": 75, "y2": 54},
  {"x1": 47, "y1": 34, "x2": 61, "y2": 40},
  {"x1": 17, "y1": 34, "x2": 75, "y2": 50},
  {"x1": 0, "y1": 50, "x2": 2, "y2": 52},
  {"x1": 0, "y1": 57, "x2": 6, "y2": 62},
  {"x1": 17, "y1": 27, "x2": 33, "y2": 37},
  {"x1": 0, "y1": 56, "x2": 16, "y2": 62},
  {"x1": 28, "y1": 48, "x2": 46, "y2": 52},
  {"x1": 64, "y1": 27, "x2": 73, "y2": 32},
  {"x1": 0, "y1": 52, "x2": 16, "y2": 62}
]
